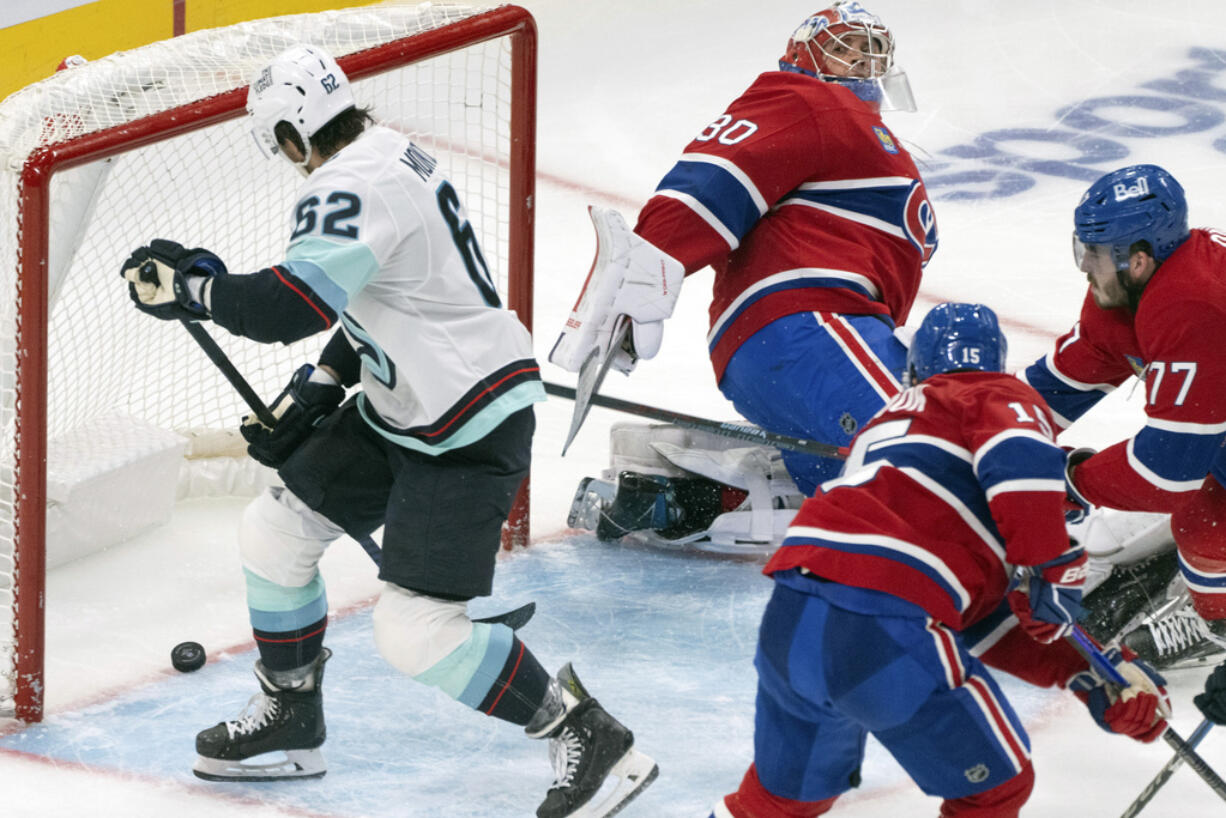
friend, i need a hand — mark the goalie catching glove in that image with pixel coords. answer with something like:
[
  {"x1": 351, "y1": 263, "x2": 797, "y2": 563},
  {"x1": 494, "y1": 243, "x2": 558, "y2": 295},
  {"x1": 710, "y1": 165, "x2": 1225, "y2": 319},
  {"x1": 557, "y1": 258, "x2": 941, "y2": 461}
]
[
  {"x1": 549, "y1": 207, "x2": 684, "y2": 375},
  {"x1": 1007, "y1": 545, "x2": 1087, "y2": 644},
  {"x1": 241, "y1": 364, "x2": 345, "y2": 468},
  {"x1": 1069, "y1": 645, "x2": 1170, "y2": 742},
  {"x1": 121, "y1": 238, "x2": 226, "y2": 321}
]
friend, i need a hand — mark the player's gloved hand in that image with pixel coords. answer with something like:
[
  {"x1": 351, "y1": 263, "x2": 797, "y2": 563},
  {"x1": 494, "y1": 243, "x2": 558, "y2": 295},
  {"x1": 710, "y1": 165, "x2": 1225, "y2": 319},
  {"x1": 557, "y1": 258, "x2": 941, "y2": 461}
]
[
  {"x1": 1069, "y1": 645, "x2": 1170, "y2": 742},
  {"x1": 121, "y1": 238, "x2": 226, "y2": 321},
  {"x1": 549, "y1": 206, "x2": 684, "y2": 376},
  {"x1": 1194, "y1": 661, "x2": 1226, "y2": 724},
  {"x1": 241, "y1": 364, "x2": 345, "y2": 468},
  {"x1": 1062, "y1": 446, "x2": 1096, "y2": 524},
  {"x1": 1007, "y1": 544, "x2": 1087, "y2": 643}
]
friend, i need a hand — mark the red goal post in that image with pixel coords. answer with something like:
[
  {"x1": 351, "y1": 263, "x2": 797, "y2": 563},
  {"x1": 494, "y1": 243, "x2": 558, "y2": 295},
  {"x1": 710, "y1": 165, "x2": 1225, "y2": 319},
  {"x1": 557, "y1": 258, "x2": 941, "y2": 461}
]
[{"x1": 0, "y1": 3, "x2": 537, "y2": 723}]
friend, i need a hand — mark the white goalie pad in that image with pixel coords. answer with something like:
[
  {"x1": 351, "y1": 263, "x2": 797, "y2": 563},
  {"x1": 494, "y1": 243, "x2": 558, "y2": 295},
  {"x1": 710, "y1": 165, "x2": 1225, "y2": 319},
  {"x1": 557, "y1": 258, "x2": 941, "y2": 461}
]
[
  {"x1": 1074, "y1": 509, "x2": 1173, "y2": 561},
  {"x1": 549, "y1": 207, "x2": 684, "y2": 375},
  {"x1": 1073, "y1": 509, "x2": 1174, "y2": 595},
  {"x1": 601, "y1": 421, "x2": 804, "y2": 554}
]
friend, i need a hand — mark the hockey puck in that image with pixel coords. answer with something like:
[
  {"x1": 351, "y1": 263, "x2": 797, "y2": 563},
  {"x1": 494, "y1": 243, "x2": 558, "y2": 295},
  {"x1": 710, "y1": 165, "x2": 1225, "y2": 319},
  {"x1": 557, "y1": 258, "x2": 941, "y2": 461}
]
[{"x1": 171, "y1": 641, "x2": 206, "y2": 673}]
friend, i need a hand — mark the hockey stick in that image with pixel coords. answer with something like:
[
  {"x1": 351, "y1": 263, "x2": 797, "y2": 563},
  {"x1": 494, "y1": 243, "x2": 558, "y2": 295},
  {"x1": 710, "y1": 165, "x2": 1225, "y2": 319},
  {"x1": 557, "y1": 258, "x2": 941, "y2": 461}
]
[
  {"x1": 473, "y1": 601, "x2": 535, "y2": 631},
  {"x1": 172, "y1": 318, "x2": 385, "y2": 567},
  {"x1": 1120, "y1": 718, "x2": 1215, "y2": 818},
  {"x1": 1065, "y1": 627, "x2": 1226, "y2": 807},
  {"x1": 543, "y1": 381, "x2": 847, "y2": 459},
  {"x1": 179, "y1": 320, "x2": 277, "y2": 426}
]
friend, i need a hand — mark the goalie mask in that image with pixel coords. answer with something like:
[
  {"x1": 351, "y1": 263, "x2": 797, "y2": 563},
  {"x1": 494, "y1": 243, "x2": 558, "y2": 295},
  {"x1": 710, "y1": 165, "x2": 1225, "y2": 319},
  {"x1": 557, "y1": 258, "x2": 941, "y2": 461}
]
[
  {"x1": 247, "y1": 44, "x2": 356, "y2": 172},
  {"x1": 780, "y1": 1, "x2": 916, "y2": 112},
  {"x1": 906, "y1": 303, "x2": 1007, "y2": 385}
]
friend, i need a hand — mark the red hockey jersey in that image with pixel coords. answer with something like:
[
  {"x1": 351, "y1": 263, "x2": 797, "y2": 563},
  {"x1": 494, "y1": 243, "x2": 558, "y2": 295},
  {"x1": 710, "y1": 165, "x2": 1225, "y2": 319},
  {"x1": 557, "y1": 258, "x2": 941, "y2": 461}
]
[
  {"x1": 634, "y1": 70, "x2": 937, "y2": 379},
  {"x1": 1024, "y1": 229, "x2": 1226, "y2": 511},
  {"x1": 765, "y1": 372, "x2": 1071, "y2": 631}
]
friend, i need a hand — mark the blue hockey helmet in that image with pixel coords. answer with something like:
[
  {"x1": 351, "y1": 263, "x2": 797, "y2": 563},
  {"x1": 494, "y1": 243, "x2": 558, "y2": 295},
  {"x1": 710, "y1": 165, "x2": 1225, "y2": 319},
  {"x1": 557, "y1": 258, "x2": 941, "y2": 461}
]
[
  {"x1": 907, "y1": 303, "x2": 1007, "y2": 384},
  {"x1": 1072, "y1": 164, "x2": 1189, "y2": 273}
]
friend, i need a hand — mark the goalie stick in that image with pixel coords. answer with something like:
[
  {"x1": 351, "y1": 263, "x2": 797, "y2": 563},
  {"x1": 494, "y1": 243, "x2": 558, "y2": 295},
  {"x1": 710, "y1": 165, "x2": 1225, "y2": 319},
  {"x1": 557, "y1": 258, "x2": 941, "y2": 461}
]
[
  {"x1": 561, "y1": 317, "x2": 632, "y2": 456},
  {"x1": 544, "y1": 381, "x2": 847, "y2": 459},
  {"x1": 1064, "y1": 626, "x2": 1226, "y2": 811}
]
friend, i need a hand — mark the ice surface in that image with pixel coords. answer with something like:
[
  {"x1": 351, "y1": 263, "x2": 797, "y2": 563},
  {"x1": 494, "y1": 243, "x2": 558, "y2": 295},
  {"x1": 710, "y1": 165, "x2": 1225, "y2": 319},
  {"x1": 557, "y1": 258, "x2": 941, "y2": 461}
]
[{"x1": 4, "y1": 0, "x2": 1226, "y2": 815}]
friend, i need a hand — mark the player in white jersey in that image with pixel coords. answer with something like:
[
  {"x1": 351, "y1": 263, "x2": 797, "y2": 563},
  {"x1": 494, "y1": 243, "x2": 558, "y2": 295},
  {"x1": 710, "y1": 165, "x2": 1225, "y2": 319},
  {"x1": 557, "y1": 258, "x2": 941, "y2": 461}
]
[{"x1": 120, "y1": 44, "x2": 656, "y2": 818}]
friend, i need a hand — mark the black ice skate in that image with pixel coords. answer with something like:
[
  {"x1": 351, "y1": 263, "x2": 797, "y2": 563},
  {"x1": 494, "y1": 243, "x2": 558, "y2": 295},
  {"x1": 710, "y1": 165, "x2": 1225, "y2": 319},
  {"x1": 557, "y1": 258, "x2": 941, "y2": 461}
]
[
  {"x1": 193, "y1": 648, "x2": 331, "y2": 781},
  {"x1": 1080, "y1": 550, "x2": 1180, "y2": 644},
  {"x1": 526, "y1": 662, "x2": 658, "y2": 818},
  {"x1": 1122, "y1": 597, "x2": 1226, "y2": 670}
]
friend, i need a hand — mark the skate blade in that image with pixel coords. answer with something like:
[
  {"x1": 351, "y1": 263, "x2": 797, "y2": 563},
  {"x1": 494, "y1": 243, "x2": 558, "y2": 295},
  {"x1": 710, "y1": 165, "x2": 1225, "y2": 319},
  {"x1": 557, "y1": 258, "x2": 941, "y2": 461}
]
[
  {"x1": 568, "y1": 748, "x2": 659, "y2": 818},
  {"x1": 193, "y1": 748, "x2": 326, "y2": 782}
]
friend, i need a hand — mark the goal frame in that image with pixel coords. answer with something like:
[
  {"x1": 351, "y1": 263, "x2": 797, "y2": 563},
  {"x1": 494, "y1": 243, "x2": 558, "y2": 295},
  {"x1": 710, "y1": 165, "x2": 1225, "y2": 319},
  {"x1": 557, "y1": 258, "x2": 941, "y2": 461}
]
[{"x1": 9, "y1": 4, "x2": 537, "y2": 723}]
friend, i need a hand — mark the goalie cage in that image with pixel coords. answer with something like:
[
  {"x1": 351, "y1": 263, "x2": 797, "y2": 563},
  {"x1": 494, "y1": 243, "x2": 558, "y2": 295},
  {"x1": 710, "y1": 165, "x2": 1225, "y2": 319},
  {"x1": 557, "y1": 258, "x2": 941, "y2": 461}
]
[{"x1": 0, "y1": 3, "x2": 538, "y2": 723}]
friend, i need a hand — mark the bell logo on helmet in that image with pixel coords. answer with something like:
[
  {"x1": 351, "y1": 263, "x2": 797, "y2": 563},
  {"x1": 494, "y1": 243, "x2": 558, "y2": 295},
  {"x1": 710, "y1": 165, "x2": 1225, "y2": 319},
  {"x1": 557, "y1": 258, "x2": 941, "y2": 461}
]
[{"x1": 1113, "y1": 176, "x2": 1150, "y2": 202}]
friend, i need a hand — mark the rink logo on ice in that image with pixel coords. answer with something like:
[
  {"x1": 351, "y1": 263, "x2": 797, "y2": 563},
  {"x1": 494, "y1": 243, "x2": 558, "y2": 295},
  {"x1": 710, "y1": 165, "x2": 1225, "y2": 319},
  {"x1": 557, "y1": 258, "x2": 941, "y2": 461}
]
[
  {"x1": 873, "y1": 126, "x2": 899, "y2": 154},
  {"x1": 964, "y1": 763, "x2": 990, "y2": 784},
  {"x1": 1113, "y1": 176, "x2": 1150, "y2": 201},
  {"x1": 923, "y1": 47, "x2": 1226, "y2": 200}
]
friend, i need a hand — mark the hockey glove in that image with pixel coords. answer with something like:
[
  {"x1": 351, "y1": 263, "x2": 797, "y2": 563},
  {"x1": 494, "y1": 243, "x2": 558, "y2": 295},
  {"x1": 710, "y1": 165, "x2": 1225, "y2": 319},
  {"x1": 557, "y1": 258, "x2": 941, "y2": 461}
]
[
  {"x1": 241, "y1": 364, "x2": 345, "y2": 468},
  {"x1": 1063, "y1": 447, "x2": 1096, "y2": 524},
  {"x1": 1070, "y1": 645, "x2": 1170, "y2": 742},
  {"x1": 549, "y1": 207, "x2": 684, "y2": 376},
  {"x1": 121, "y1": 238, "x2": 226, "y2": 321},
  {"x1": 1007, "y1": 545, "x2": 1088, "y2": 644},
  {"x1": 1194, "y1": 661, "x2": 1226, "y2": 725}
]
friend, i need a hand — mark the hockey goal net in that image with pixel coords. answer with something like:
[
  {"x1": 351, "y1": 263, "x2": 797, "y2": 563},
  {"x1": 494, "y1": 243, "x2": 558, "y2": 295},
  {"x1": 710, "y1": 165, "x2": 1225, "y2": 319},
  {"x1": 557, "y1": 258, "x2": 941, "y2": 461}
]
[{"x1": 0, "y1": 3, "x2": 536, "y2": 722}]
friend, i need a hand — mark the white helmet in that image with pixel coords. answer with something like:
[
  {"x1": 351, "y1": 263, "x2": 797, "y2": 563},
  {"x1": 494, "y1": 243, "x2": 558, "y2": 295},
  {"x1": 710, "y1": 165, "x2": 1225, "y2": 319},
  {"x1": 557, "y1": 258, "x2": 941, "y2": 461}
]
[{"x1": 246, "y1": 44, "x2": 356, "y2": 170}]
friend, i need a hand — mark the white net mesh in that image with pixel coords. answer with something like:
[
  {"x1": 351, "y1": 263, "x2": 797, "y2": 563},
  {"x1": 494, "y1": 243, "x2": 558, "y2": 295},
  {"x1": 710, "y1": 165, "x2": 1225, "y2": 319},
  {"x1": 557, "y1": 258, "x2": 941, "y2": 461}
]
[{"x1": 0, "y1": 3, "x2": 529, "y2": 719}]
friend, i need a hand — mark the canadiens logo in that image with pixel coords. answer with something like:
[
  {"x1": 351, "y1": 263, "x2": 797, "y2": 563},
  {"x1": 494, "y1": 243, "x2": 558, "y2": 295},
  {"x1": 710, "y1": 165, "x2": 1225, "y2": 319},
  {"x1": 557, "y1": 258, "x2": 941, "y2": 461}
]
[
  {"x1": 873, "y1": 126, "x2": 899, "y2": 154},
  {"x1": 903, "y1": 180, "x2": 939, "y2": 266}
]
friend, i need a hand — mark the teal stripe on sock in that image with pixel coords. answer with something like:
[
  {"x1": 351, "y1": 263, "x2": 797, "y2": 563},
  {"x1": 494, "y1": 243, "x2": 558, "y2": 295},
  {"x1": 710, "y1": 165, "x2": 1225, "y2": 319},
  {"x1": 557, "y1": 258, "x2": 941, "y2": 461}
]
[
  {"x1": 244, "y1": 568, "x2": 327, "y2": 632},
  {"x1": 414, "y1": 622, "x2": 514, "y2": 707}
]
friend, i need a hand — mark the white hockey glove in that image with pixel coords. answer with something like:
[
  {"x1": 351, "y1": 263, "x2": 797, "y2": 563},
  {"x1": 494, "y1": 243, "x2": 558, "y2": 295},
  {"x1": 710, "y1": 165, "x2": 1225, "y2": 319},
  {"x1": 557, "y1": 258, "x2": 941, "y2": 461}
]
[{"x1": 549, "y1": 207, "x2": 684, "y2": 375}]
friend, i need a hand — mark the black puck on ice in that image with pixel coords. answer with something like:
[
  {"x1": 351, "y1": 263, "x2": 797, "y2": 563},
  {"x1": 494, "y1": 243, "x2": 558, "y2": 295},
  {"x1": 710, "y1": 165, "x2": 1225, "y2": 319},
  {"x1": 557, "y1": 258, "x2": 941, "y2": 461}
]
[{"x1": 171, "y1": 641, "x2": 206, "y2": 673}]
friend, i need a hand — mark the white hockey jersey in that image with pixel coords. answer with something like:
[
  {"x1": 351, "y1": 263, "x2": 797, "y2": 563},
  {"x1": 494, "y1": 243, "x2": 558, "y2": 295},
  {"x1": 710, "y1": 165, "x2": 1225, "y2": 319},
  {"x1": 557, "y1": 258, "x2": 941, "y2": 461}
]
[{"x1": 280, "y1": 125, "x2": 544, "y2": 454}]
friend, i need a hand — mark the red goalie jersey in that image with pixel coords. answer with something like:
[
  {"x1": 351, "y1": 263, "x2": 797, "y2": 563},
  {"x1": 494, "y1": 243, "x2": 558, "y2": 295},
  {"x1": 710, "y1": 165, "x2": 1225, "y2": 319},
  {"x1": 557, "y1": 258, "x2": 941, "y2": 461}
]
[
  {"x1": 1024, "y1": 228, "x2": 1226, "y2": 511},
  {"x1": 633, "y1": 70, "x2": 937, "y2": 379}
]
